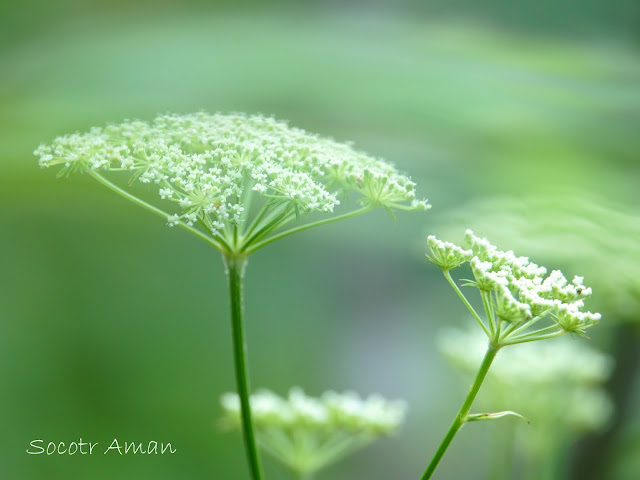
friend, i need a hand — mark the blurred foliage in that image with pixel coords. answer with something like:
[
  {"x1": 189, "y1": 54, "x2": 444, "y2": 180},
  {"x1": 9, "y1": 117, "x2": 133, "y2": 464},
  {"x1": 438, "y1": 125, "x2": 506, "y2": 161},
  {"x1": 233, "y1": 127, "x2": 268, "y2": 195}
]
[
  {"x1": 1, "y1": 1, "x2": 639, "y2": 479},
  {"x1": 440, "y1": 328, "x2": 614, "y2": 479}
]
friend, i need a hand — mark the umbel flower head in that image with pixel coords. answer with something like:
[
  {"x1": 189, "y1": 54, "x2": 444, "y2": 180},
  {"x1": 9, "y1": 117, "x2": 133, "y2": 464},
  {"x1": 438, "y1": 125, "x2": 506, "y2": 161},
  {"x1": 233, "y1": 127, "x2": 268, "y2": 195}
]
[
  {"x1": 427, "y1": 230, "x2": 601, "y2": 342},
  {"x1": 220, "y1": 388, "x2": 406, "y2": 477},
  {"x1": 35, "y1": 113, "x2": 429, "y2": 254}
]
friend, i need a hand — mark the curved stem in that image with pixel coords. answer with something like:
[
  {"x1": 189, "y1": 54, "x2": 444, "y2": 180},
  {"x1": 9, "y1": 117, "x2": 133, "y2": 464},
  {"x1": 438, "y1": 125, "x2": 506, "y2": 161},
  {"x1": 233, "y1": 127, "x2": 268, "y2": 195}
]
[
  {"x1": 240, "y1": 203, "x2": 294, "y2": 250},
  {"x1": 481, "y1": 290, "x2": 497, "y2": 339},
  {"x1": 501, "y1": 313, "x2": 546, "y2": 341},
  {"x1": 506, "y1": 324, "x2": 559, "y2": 342},
  {"x1": 196, "y1": 217, "x2": 233, "y2": 252},
  {"x1": 442, "y1": 270, "x2": 491, "y2": 338},
  {"x1": 244, "y1": 206, "x2": 373, "y2": 254},
  {"x1": 501, "y1": 328, "x2": 564, "y2": 346},
  {"x1": 89, "y1": 171, "x2": 226, "y2": 252},
  {"x1": 421, "y1": 343, "x2": 500, "y2": 480},
  {"x1": 224, "y1": 254, "x2": 264, "y2": 480},
  {"x1": 243, "y1": 201, "x2": 275, "y2": 239}
]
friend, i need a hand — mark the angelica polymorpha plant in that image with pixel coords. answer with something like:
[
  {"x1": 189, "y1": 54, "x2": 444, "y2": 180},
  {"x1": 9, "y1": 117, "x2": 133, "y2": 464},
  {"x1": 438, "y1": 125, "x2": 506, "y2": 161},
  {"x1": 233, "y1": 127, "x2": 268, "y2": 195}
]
[
  {"x1": 220, "y1": 388, "x2": 406, "y2": 479},
  {"x1": 438, "y1": 194, "x2": 640, "y2": 480},
  {"x1": 421, "y1": 230, "x2": 601, "y2": 479},
  {"x1": 34, "y1": 112, "x2": 429, "y2": 480},
  {"x1": 440, "y1": 328, "x2": 613, "y2": 480}
]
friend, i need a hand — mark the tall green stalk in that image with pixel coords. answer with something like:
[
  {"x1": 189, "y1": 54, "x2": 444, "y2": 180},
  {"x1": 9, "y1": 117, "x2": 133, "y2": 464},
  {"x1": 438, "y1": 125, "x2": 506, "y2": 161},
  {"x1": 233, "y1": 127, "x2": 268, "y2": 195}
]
[
  {"x1": 36, "y1": 113, "x2": 431, "y2": 480},
  {"x1": 421, "y1": 343, "x2": 500, "y2": 480},
  {"x1": 225, "y1": 254, "x2": 264, "y2": 480}
]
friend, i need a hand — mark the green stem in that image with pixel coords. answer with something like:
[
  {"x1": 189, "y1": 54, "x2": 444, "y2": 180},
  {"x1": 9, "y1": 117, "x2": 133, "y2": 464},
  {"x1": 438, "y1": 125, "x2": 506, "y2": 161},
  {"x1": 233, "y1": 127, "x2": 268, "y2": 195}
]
[
  {"x1": 241, "y1": 203, "x2": 294, "y2": 249},
  {"x1": 89, "y1": 171, "x2": 227, "y2": 252},
  {"x1": 501, "y1": 328, "x2": 565, "y2": 346},
  {"x1": 244, "y1": 206, "x2": 372, "y2": 254},
  {"x1": 224, "y1": 254, "x2": 264, "y2": 480},
  {"x1": 499, "y1": 319, "x2": 522, "y2": 341},
  {"x1": 442, "y1": 270, "x2": 491, "y2": 338},
  {"x1": 197, "y1": 217, "x2": 233, "y2": 252},
  {"x1": 481, "y1": 290, "x2": 497, "y2": 339},
  {"x1": 421, "y1": 343, "x2": 500, "y2": 480},
  {"x1": 501, "y1": 313, "x2": 546, "y2": 341},
  {"x1": 506, "y1": 324, "x2": 559, "y2": 342},
  {"x1": 243, "y1": 201, "x2": 273, "y2": 239}
]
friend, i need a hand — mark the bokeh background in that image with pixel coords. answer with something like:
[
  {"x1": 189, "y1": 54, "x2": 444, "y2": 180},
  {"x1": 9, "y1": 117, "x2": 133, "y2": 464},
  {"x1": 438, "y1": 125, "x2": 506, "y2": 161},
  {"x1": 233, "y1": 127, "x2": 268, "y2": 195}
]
[{"x1": 1, "y1": 1, "x2": 639, "y2": 479}]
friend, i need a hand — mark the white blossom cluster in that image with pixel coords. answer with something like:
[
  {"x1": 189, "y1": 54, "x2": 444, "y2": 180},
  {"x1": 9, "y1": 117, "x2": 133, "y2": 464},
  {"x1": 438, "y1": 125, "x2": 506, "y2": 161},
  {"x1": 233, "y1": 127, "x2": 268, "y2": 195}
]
[
  {"x1": 428, "y1": 230, "x2": 601, "y2": 334},
  {"x1": 441, "y1": 193, "x2": 640, "y2": 318},
  {"x1": 35, "y1": 113, "x2": 429, "y2": 236},
  {"x1": 220, "y1": 388, "x2": 406, "y2": 477},
  {"x1": 220, "y1": 387, "x2": 406, "y2": 435}
]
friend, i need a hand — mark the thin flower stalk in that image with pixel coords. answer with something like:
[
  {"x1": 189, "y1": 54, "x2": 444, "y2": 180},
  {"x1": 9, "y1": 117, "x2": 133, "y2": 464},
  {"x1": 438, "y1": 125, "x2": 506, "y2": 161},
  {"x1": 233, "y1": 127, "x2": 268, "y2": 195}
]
[
  {"x1": 422, "y1": 231, "x2": 601, "y2": 479},
  {"x1": 439, "y1": 327, "x2": 613, "y2": 480}
]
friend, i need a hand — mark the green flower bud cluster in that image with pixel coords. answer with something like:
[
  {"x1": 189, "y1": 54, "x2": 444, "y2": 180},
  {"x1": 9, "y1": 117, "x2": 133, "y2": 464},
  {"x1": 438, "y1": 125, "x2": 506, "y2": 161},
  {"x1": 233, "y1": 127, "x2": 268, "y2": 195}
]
[
  {"x1": 220, "y1": 388, "x2": 406, "y2": 477},
  {"x1": 427, "y1": 236, "x2": 473, "y2": 270}
]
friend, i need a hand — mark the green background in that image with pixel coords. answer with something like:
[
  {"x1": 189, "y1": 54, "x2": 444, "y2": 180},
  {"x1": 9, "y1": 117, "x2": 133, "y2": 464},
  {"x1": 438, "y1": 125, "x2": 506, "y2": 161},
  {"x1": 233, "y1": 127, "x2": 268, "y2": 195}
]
[{"x1": 1, "y1": 1, "x2": 639, "y2": 479}]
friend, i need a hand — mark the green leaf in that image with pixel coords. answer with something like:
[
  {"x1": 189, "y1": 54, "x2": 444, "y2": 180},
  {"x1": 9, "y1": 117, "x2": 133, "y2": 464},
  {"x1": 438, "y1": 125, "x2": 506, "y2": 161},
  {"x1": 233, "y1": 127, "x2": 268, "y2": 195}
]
[{"x1": 466, "y1": 411, "x2": 530, "y2": 424}]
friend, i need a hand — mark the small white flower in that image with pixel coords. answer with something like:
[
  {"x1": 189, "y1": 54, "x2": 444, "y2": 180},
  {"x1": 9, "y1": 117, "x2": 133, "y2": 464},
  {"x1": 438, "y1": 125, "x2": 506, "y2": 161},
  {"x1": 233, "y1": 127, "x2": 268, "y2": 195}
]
[
  {"x1": 167, "y1": 214, "x2": 179, "y2": 227},
  {"x1": 178, "y1": 197, "x2": 193, "y2": 208},
  {"x1": 185, "y1": 213, "x2": 197, "y2": 226}
]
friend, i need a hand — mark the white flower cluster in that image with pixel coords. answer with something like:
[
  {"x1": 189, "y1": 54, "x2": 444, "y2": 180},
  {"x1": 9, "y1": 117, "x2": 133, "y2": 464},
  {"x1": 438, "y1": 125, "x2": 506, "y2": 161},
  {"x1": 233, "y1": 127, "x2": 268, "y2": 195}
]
[
  {"x1": 220, "y1": 387, "x2": 406, "y2": 435},
  {"x1": 220, "y1": 388, "x2": 406, "y2": 477},
  {"x1": 429, "y1": 230, "x2": 601, "y2": 334},
  {"x1": 35, "y1": 113, "x2": 429, "y2": 235},
  {"x1": 441, "y1": 193, "x2": 640, "y2": 318}
]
